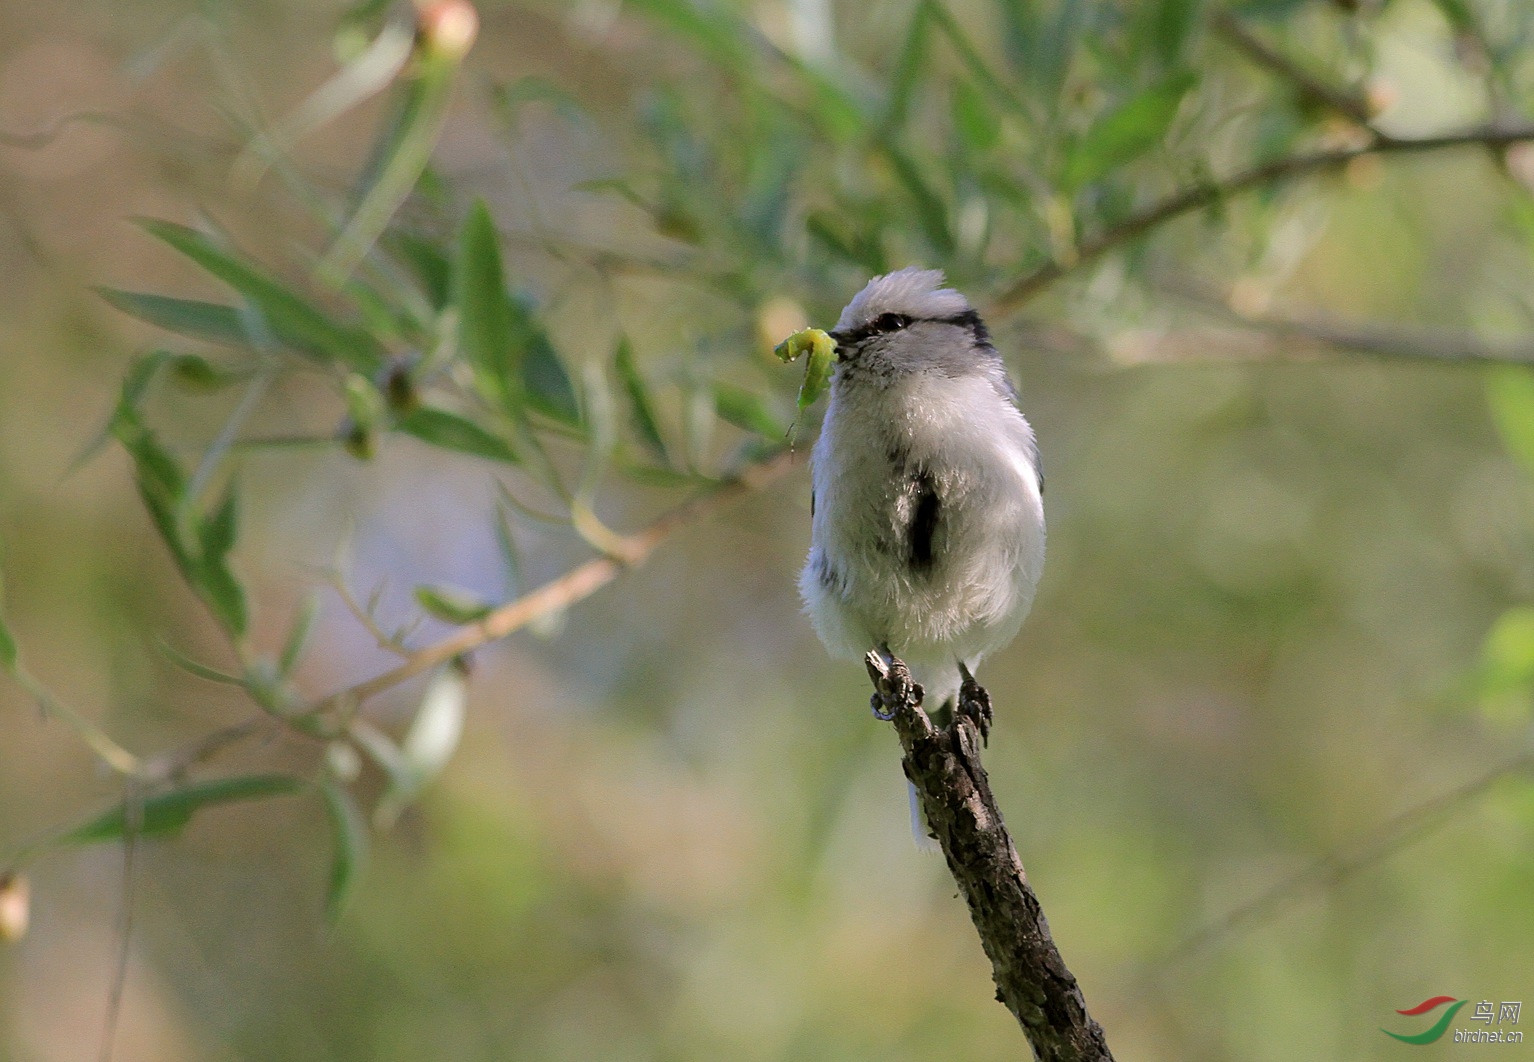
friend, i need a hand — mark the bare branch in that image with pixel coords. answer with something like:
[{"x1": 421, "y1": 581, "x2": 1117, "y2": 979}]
[
  {"x1": 866, "y1": 650, "x2": 1114, "y2": 1062},
  {"x1": 308, "y1": 449, "x2": 797, "y2": 715},
  {"x1": 1152, "y1": 279, "x2": 1534, "y2": 365},
  {"x1": 12, "y1": 666, "x2": 140, "y2": 777},
  {"x1": 1221, "y1": 312, "x2": 1534, "y2": 366},
  {"x1": 990, "y1": 122, "x2": 1534, "y2": 315},
  {"x1": 1162, "y1": 747, "x2": 1534, "y2": 968},
  {"x1": 1211, "y1": 11, "x2": 1375, "y2": 127},
  {"x1": 139, "y1": 716, "x2": 275, "y2": 784},
  {"x1": 327, "y1": 575, "x2": 415, "y2": 659},
  {"x1": 99, "y1": 788, "x2": 143, "y2": 1062}
]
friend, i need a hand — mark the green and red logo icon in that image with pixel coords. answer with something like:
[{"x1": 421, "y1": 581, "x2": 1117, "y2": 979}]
[{"x1": 1383, "y1": 996, "x2": 1467, "y2": 1044}]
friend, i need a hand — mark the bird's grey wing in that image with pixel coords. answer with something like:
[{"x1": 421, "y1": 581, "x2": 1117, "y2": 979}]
[
  {"x1": 989, "y1": 369, "x2": 1044, "y2": 495},
  {"x1": 990, "y1": 369, "x2": 1022, "y2": 408}
]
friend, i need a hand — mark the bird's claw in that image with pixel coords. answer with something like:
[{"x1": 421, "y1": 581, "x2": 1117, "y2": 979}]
[
  {"x1": 870, "y1": 693, "x2": 896, "y2": 721},
  {"x1": 957, "y1": 662, "x2": 993, "y2": 746},
  {"x1": 866, "y1": 645, "x2": 921, "y2": 722}
]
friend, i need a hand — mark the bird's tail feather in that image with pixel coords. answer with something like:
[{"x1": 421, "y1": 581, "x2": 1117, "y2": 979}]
[{"x1": 907, "y1": 781, "x2": 939, "y2": 852}]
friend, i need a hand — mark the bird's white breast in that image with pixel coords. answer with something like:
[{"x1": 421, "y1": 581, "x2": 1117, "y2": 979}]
[{"x1": 800, "y1": 368, "x2": 1045, "y2": 680}]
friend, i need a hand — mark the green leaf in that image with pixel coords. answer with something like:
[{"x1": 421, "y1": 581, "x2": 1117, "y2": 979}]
[
  {"x1": 1482, "y1": 607, "x2": 1534, "y2": 696},
  {"x1": 319, "y1": 30, "x2": 468, "y2": 283},
  {"x1": 924, "y1": 0, "x2": 1028, "y2": 119},
  {"x1": 343, "y1": 276, "x2": 413, "y2": 349},
  {"x1": 155, "y1": 638, "x2": 246, "y2": 686},
  {"x1": 1488, "y1": 367, "x2": 1534, "y2": 478},
  {"x1": 613, "y1": 339, "x2": 667, "y2": 460},
  {"x1": 1062, "y1": 71, "x2": 1197, "y2": 191},
  {"x1": 398, "y1": 407, "x2": 519, "y2": 464},
  {"x1": 885, "y1": 0, "x2": 932, "y2": 131},
  {"x1": 952, "y1": 81, "x2": 1000, "y2": 151},
  {"x1": 453, "y1": 203, "x2": 577, "y2": 425},
  {"x1": 112, "y1": 394, "x2": 247, "y2": 638},
  {"x1": 138, "y1": 219, "x2": 384, "y2": 373},
  {"x1": 278, "y1": 594, "x2": 321, "y2": 679},
  {"x1": 120, "y1": 350, "x2": 172, "y2": 410},
  {"x1": 714, "y1": 384, "x2": 786, "y2": 439},
  {"x1": 196, "y1": 555, "x2": 249, "y2": 639},
  {"x1": 1428, "y1": 0, "x2": 1476, "y2": 33},
  {"x1": 344, "y1": 374, "x2": 387, "y2": 435},
  {"x1": 623, "y1": 0, "x2": 748, "y2": 65},
  {"x1": 201, "y1": 488, "x2": 239, "y2": 565},
  {"x1": 196, "y1": 488, "x2": 248, "y2": 638},
  {"x1": 167, "y1": 354, "x2": 246, "y2": 392},
  {"x1": 63, "y1": 775, "x2": 303, "y2": 844},
  {"x1": 1148, "y1": 0, "x2": 1203, "y2": 67},
  {"x1": 492, "y1": 497, "x2": 524, "y2": 598},
  {"x1": 388, "y1": 230, "x2": 453, "y2": 309},
  {"x1": 0, "y1": 615, "x2": 14, "y2": 673},
  {"x1": 801, "y1": 68, "x2": 866, "y2": 144},
  {"x1": 513, "y1": 298, "x2": 580, "y2": 424},
  {"x1": 1000, "y1": 0, "x2": 1087, "y2": 101},
  {"x1": 884, "y1": 146, "x2": 954, "y2": 255},
  {"x1": 0, "y1": 566, "x2": 16, "y2": 673},
  {"x1": 455, "y1": 201, "x2": 518, "y2": 410},
  {"x1": 490, "y1": 76, "x2": 589, "y2": 128},
  {"x1": 111, "y1": 406, "x2": 192, "y2": 574},
  {"x1": 319, "y1": 778, "x2": 368, "y2": 921},
  {"x1": 572, "y1": 177, "x2": 654, "y2": 213},
  {"x1": 96, "y1": 289, "x2": 248, "y2": 348},
  {"x1": 806, "y1": 211, "x2": 887, "y2": 274},
  {"x1": 414, "y1": 584, "x2": 494, "y2": 625}
]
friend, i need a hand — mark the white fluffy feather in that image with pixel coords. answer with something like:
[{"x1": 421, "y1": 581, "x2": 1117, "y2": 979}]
[
  {"x1": 802, "y1": 268, "x2": 1046, "y2": 708},
  {"x1": 834, "y1": 266, "x2": 970, "y2": 331}
]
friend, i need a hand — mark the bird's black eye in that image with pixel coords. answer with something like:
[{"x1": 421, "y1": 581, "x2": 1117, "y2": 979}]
[{"x1": 874, "y1": 312, "x2": 909, "y2": 333}]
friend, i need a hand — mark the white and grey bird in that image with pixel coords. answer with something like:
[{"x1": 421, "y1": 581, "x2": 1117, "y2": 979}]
[{"x1": 800, "y1": 267, "x2": 1046, "y2": 732}]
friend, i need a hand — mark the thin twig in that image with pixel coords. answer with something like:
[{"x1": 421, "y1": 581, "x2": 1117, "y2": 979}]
[
  {"x1": 0, "y1": 110, "x2": 124, "y2": 149},
  {"x1": 15, "y1": 668, "x2": 139, "y2": 777},
  {"x1": 1164, "y1": 282, "x2": 1534, "y2": 365},
  {"x1": 990, "y1": 122, "x2": 1534, "y2": 315},
  {"x1": 307, "y1": 449, "x2": 796, "y2": 714},
  {"x1": 1162, "y1": 747, "x2": 1534, "y2": 968},
  {"x1": 182, "y1": 372, "x2": 272, "y2": 516},
  {"x1": 99, "y1": 788, "x2": 143, "y2": 1062},
  {"x1": 328, "y1": 576, "x2": 414, "y2": 659},
  {"x1": 1211, "y1": 11, "x2": 1375, "y2": 127},
  {"x1": 866, "y1": 650, "x2": 1114, "y2": 1061},
  {"x1": 9, "y1": 452, "x2": 796, "y2": 876},
  {"x1": 139, "y1": 716, "x2": 275, "y2": 783}
]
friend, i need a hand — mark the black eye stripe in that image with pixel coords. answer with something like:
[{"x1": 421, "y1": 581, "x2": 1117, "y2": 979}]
[{"x1": 835, "y1": 309, "x2": 987, "y2": 346}]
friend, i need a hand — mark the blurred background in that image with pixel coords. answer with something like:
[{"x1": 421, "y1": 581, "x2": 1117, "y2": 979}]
[{"x1": 3, "y1": 0, "x2": 1534, "y2": 1059}]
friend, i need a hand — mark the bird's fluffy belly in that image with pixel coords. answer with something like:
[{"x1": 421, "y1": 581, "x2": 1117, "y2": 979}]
[{"x1": 800, "y1": 372, "x2": 1045, "y2": 673}]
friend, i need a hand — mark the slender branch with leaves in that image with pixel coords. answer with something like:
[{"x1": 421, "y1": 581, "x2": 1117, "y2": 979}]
[{"x1": 6, "y1": 0, "x2": 1534, "y2": 1057}]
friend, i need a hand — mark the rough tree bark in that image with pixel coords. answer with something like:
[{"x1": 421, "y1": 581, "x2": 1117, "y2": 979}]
[{"x1": 865, "y1": 649, "x2": 1114, "y2": 1062}]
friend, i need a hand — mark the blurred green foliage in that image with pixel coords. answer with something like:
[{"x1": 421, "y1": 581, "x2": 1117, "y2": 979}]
[{"x1": 3, "y1": 0, "x2": 1534, "y2": 1059}]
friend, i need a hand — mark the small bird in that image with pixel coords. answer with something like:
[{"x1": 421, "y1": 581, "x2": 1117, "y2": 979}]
[{"x1": 800, "y1": 267, "x2": 1046, "y2": 741}]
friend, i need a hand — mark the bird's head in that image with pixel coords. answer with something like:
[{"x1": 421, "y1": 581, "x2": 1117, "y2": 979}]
[{"x1": 828, "y1": 267, "x2": 993, "y2": 379}]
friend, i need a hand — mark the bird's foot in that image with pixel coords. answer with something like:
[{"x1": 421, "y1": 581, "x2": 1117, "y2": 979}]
[
  {"x1": 956, "y1": 662, "x2": 992, "y2": 746},
  {"x1": 866, "y1": 645, "x2": 922, "y2": 721},
  {"x1": 870, "y1": 692, "x2": 896, "y2": 721}
]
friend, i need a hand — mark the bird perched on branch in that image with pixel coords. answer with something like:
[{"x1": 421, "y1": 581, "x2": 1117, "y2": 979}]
[{"x1": 800, "y1": 267, "x2": 1045, "y2": 759}]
